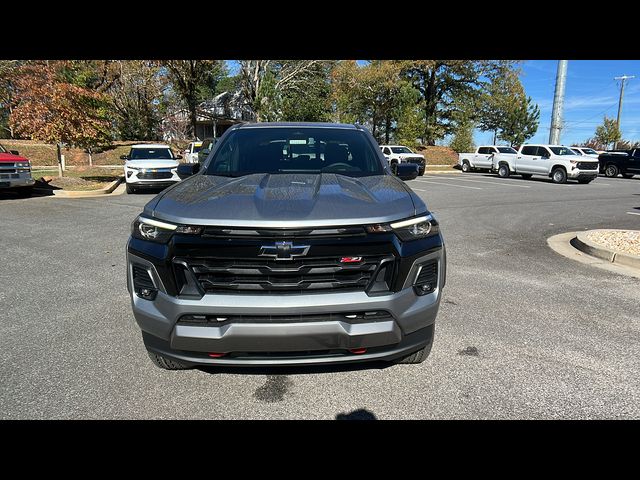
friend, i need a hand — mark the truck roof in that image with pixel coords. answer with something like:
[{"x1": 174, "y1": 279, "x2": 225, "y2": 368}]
[{"x1": 130, "y1": 144, "x2": 172, "y2": 149}]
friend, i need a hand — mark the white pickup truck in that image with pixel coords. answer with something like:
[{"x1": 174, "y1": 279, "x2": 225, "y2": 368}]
[
  {"x1": 494, "y1": 144, "x2": 599, "y2": 184},
  {"x1": 458, "y1": 146, "x2": 517, "y2": 173}
]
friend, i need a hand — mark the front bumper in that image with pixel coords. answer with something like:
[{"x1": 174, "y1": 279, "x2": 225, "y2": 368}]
[
  {"x1": 568, "y1": 169, "x2": 598, "y2": 180},
  {"x1": 127, "y1": 247, "x2": 444, "y2": 366},
  {"x1": 0, "y1": 177, "x2": 35, "y2": 189}
]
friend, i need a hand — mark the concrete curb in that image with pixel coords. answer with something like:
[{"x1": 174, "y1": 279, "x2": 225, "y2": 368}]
[
  {"x1": 33, "y1": 176, "x2": 124, "y2": 198},
  {"x1": 572, "y1": 230, "x2": 640, "y2": 270},
  {"x1": 547, "y1": 231, "x2": 640, "y2": 279},
  {"x1": 424, "y1": 169, "x2": 460, "y2": 174}
]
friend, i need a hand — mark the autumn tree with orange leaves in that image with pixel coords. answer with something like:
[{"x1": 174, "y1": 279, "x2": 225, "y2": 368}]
[{"x1": 10, "y1": 61, "x2": 113, "y2": 176}]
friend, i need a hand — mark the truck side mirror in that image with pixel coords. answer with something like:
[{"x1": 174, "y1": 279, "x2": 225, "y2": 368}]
[
  {"x1": 395, "y1": 163, "x2": 419, "y2": 181},
  {"x1": 177, "y1": 162, "x2": 200, "y2": 179}
]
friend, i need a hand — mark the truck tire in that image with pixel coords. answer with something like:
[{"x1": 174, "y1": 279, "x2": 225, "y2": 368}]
[
  {"x1": 395, "y1": 324, "x2": 434, "y2": 364},
  {"x1": 146, "y1": 350, "x2": 190, "y2": 370},
  {"x1": 126, "y1": 183, "x2": 136, "y2": 194},
  {"x1": 621, "y1": 173, "x2": 634, "y2": 179},
  {"x1": 390, "y1": 161, "x2": 398, "y2": 175},
  {"x1": 551, "y1": 167, "x2": 567, "y2": 184},
  {"x1": 497, "y1": 164, "x2": 510, "y2": 178},
  {"x1": 461, "y1": 161, "x2": 471, "y2": 173},
  {"x1": 604, "y1": 164, "x2": 619, "y2": 177}
]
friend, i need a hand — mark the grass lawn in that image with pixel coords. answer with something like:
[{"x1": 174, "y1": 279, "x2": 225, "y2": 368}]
[{"x1": 32, "y1": 167, "x2": 122, "y2": 191}]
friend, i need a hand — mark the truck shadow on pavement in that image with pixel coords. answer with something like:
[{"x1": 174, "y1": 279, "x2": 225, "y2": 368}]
[
  {"x1": 335, "y1": 409, "x2": 378, "y2": 420},
  {"x1": 196, "y1": 360, "x2": 393, "y2": 377}
]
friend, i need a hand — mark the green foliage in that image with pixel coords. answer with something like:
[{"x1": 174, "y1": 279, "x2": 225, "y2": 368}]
[
  {"x1": 449, "y1": 120, "x2": 475, "y2": 153},
  {"x1": 497, "y1": 95, "x2": 540, "y2": 146},
  {"x1": 594, "y1": 116, "x2": 622, "y2": 149},
  {"x1": 401, "y1": 60, "x2": 518, "y2": 145}
]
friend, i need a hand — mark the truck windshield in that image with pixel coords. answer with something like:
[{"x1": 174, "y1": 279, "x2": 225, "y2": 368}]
[
  {"x1": 204, "y1": 127, "x2": 384, "y2": 177},
  {"x1": 391, "y1": 147, "x2": 413, "y2": 154},
  {"x1": 129, "y1": 148, "x2": 174, "y2": 160},
  {"x1": 582, "y1": 148, "x2": 597, "y2": 155},
  {"x1": 497, "y1": 147, "x2": 517, "y2": 154},
  {"x1": 549, "y1": 146, "x2": 577, "y2": 156}
]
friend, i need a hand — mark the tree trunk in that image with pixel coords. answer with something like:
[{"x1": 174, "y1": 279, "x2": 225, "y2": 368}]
[
  {"x1": 385, "y1": 116, "x2": 391, "y2": 144},
  {"x1": 424, "y1": 69, "x2": 438, "y2": 146},
  {"x1": 189, "y1": 102, "x2": 197, "y2": 139},
  {"x1": 88, "y1": 148, "x2": 93, "y2": 167},
  {"x1": 56, "y1": 142, "x2": 63, "y2": 178},
  {"x1": 493, "y1": 130, "x2": 497, "y2": 145}
]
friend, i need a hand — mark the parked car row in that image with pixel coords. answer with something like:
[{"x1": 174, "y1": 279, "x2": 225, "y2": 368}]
[{"x1": 458, "y1": 143, "x2": 637, "y2": 184}]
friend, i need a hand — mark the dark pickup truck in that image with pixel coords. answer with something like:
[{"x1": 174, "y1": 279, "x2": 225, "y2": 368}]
[{"x1": 599, "y1": 148, "x2": 640, "y2": 178}]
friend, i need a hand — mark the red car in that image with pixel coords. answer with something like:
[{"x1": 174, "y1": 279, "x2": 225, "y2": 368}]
[{"x1": 0, "y1": 143, "x2": 35, "y2": 196}]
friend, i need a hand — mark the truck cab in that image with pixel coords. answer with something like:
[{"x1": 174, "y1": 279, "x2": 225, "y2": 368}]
[{"x1": 458, "y1": 145, "x2": 517, "y2": 172}]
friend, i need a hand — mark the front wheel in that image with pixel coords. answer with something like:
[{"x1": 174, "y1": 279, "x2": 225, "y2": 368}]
[
  {"x1": 521, "y1": 174, "x2": 532, "y2": 180},
  {"x1": 551, "y1": 167, "x2": 567, "y2": 184},
  {"x1": 497, "y1": 164, "x2": 510, "y2": 178},
  {"x1": 604, "y1": 164, "x2": 619, "y2": 177},
  {"x1": 395, "y1": 324, "x2": 434, "y2": 364},
  {"x1": 146, "y1": 350, "x2": 190, "y2": 370},
  {"x1": 461, "y1": 161, "x2": 471, "y2": 173},
  {"x1": 621, "y1": 173, "x2": 635, "y2": 179}
]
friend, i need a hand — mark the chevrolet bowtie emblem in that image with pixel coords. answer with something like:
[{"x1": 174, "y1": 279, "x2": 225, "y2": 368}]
[{"x1": 259, "y1": 241, "x2": 310, "y2": 261}]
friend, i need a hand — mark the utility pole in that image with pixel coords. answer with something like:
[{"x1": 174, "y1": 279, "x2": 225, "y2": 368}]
[
  {"x1": 549, "y1": 60, "x2": 568, "y2": 144},
  {"x1": 614, "y1": 75, "x2": 634, "y2": 148}
]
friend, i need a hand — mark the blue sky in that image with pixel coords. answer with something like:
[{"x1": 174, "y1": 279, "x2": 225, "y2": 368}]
[
  {"x1": 226, "y1": 60, "x2": 640, "y2": 145},
  {"x1": 475, "y1": 60, "x2": 640, "y2": 146}
]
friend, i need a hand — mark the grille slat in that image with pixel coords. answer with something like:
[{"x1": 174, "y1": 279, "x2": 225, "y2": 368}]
[
  {"x1": 137, "y1": 171, "x2": 173, "y2": 180},
  {"x1": 175, "y1": 255, "x2": 392, "y2": 294},
  {"x1": 576, "y1": 162, "x2": 598, "y2": 170}
]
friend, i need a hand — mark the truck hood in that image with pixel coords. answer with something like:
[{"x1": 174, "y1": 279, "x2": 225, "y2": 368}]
[
  {"x1": 125, "y1": 159, "x2": 179, "y2": 169},
  {"x1": 147, "y1": 173, "x2": 420, "y2": 228},
  {"x1": 0, "y1": 152, "x2": 29, "y2": 163}
]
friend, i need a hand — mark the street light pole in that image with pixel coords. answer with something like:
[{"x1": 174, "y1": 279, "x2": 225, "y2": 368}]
[
  {"x1": 614, "y1": 75, "x2": 634, "y2": 149},
  {"x1": 549, "y1": 60, "x2": 568, "y2": 145}
]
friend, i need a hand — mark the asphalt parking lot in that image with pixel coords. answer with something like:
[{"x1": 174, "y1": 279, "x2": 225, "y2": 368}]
[{"x1": 1, "y1": 172, "x2": 639, "y2": 419}]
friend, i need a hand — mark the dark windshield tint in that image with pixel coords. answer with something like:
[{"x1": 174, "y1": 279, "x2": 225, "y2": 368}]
[
  {"x1": 549, "y1": 146, "x2": 577, "y2": 156},
  {"x1": 570, "y1": 148, "x2": 583, "y2": 155},
  {"x1": 497, "y1": 147, "x2": 517, "y2": 154},
  {"x1": 582, "y1": 148, "x2": 597, "y2": 155},
  {"x1": 129, "y1": 148, "x2": 174, "y2": 160},
  {"x1": 391, "y1": 146, "x2": 412, "y2": 154},
  {"x1": 204, "y1": 127, "x2": 384, "y2": 177}
]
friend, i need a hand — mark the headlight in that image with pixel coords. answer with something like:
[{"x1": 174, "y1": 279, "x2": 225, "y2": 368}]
[
  {"x1": 16, "y1": 162, "x2": 30, "y2": 169},
  {"x1": 367, "y1": 215, "x2": 439, "y2": 241},
  {"x1": 131, "y1": 216, "x2": 202, "y2": 243}
]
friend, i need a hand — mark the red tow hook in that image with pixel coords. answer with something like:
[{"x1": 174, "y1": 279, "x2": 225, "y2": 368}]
[{"x1": 208, "y1": 352, "x2": 227, "y2": 358}]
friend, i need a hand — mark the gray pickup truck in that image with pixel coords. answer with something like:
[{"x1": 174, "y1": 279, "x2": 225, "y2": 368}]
[{"x1": 127, "y1": 122, "x2": 446, "y2": 370}]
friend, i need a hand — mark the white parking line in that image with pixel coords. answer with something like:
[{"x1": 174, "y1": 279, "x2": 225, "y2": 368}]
[
  {"x1": 626, "y1": 211, "x2": 640, "y2": 216},
  {"x1": 414, "y1": 180, "x2": 482, "y2": 190},
  {"x1": 410, "y1": 187, "x2": 427, "y2": 192},
  {"x1": 423, "y1": 176, "x2": 531, "y2": 188}
]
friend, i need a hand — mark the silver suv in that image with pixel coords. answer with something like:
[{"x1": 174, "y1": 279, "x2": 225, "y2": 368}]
[{"x1": 126, "y1": 123, "x2": 446, "y2": 369}]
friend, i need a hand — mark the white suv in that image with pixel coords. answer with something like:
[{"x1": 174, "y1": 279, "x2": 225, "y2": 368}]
[{"x1": 122, "y1": 144, "x2": 182, "y2": 194}]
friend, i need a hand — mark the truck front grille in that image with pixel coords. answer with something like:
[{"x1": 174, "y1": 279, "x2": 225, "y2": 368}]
[
  {"x1": 137, "y1": 171, "x2": 173, "y2": 180},
  {"x1": 173, "y1": 254, "x2": 394, "y2": 294},
  {"x1": 406, "y1": 158, "x2": 425, "y2": 166},
  {"x1": 576, "y1": 162, "x2": 598, "y2": 170}
]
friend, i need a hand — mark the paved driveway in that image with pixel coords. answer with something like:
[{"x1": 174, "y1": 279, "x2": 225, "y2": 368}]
[{"x1": 1, "y1": 174, "x2": 638, "y2": 419}]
